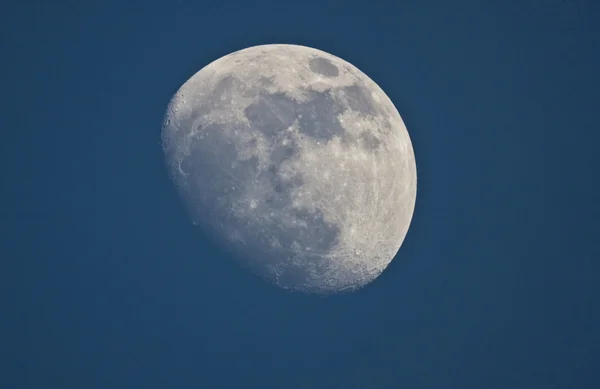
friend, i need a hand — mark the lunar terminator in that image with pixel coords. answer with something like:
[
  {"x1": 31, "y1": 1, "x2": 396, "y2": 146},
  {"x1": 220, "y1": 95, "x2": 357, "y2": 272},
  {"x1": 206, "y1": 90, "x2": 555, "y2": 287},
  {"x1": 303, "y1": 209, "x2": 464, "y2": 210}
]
[{"x1": 162, "y1": 44, "x2": 417, "y2": 294}]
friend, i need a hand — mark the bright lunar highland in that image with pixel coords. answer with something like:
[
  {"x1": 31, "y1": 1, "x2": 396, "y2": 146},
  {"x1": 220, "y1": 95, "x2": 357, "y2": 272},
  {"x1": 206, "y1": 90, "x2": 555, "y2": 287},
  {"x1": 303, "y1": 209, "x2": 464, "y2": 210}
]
[{"x1": 162, "y1": 44, "x2": 417, "y2": 294}]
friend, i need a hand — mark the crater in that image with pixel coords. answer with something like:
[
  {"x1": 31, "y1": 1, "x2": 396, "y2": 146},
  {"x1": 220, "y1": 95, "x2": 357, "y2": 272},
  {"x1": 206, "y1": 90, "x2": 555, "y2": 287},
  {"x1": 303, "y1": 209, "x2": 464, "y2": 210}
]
[{"x1": 309, "y1": 57, "x2": 340, "y2": 77}]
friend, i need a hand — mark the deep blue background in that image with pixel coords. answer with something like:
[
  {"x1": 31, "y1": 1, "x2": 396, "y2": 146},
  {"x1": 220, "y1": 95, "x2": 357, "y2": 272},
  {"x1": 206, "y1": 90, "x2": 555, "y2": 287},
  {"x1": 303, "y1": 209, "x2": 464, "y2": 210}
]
[{"x1": 3, "y1": 1, "x2": 599, "y2": 388}]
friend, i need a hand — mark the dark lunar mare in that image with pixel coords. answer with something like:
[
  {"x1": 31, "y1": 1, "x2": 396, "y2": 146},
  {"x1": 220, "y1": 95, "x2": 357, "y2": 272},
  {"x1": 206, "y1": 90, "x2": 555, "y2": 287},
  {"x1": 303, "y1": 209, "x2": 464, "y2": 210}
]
[
  {"x1": 308, "y1": 57, "x2": 340, "y2": 77},
  {"x1": 342, "y1": 84, "x2": 378, "y2": 115},
  {"x1": 244, "y1": 90, "x2": 348, "y2": 142}
]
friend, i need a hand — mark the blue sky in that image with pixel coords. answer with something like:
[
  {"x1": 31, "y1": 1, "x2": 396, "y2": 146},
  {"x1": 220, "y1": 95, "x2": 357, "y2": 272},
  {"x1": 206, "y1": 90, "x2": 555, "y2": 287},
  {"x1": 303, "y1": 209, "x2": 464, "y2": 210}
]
[{"x1": 3, "y1": 1, "x2": 599, "y2": 388}]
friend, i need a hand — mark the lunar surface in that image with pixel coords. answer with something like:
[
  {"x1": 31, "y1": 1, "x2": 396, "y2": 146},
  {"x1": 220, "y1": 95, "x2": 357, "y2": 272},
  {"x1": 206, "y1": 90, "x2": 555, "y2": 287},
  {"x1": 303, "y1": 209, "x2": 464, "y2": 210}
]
[{"x1": 162, "y1": 44, "x2": 417, "y2": 294}]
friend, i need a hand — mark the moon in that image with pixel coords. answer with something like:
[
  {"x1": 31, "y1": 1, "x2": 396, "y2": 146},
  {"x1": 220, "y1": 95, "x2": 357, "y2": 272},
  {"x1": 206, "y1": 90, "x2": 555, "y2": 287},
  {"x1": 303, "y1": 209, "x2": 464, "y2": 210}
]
[{"x1": 162, "y1": 44, "x2": 417, "y2": 294}]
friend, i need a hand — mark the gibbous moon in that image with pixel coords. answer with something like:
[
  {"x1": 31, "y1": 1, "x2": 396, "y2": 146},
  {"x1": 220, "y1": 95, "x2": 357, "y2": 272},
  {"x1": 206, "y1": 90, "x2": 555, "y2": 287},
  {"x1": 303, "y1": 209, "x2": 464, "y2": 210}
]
[{"x1": 162, "y1": 44, "x2": 417, "y2": 294}]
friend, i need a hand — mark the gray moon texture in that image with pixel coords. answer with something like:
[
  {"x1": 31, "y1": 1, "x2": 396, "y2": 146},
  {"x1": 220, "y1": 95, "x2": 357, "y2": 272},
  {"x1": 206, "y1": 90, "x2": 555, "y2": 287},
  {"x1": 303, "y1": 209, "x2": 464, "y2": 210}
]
[{"x1": 162, "y1": 44, "x2": 417, "y2": 294}]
